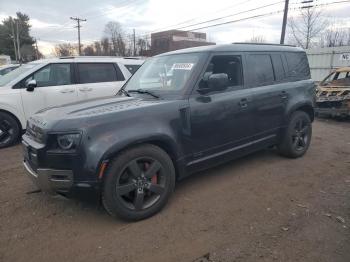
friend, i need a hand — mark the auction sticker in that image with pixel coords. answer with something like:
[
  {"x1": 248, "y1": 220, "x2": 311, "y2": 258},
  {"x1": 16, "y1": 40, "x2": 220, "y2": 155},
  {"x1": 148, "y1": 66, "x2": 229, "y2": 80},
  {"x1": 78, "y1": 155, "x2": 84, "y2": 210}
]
[{"x1": 172, "y1": 63, "x2": 194, "y2": 70}]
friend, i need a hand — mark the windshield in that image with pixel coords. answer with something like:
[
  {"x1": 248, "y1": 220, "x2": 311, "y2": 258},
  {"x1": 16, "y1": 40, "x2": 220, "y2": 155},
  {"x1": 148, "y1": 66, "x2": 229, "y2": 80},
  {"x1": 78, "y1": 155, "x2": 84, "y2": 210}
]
[
  {"x1": 125, "y1": 53, "x2": 202, "y2": 93},
  {"x1": 321, "y1": 71, "x2": 350, "y2": 87},
  {"x1": 0, "y1": 64, "x2": 38, "y2": 87}
]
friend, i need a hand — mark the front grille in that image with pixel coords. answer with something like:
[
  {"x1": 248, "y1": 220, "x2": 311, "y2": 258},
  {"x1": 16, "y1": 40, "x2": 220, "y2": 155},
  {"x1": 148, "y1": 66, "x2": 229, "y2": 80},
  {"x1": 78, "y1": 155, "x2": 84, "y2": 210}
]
[{"x1": 26, "y1": 123, "x2": 45, "y2": 143}]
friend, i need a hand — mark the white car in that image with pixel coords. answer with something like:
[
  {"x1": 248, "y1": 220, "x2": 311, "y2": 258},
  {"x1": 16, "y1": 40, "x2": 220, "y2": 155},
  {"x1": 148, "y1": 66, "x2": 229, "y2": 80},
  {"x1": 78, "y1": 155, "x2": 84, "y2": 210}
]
[{"x1": 0, "y1": 56, "x2": 144, "y2": 148}]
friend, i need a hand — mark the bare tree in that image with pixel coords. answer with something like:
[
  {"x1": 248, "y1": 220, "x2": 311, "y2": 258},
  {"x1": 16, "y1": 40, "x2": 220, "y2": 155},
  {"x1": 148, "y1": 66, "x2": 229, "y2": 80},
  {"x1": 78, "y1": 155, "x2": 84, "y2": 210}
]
[
  {"x1": 288, "y1": 7, "x2": 328, "y2": 49},
  {"x1": 104, "y1": 21, "x2": 126, "y2": 56},
  {"x1": 136, "y1": 37, "x2": 149, "y2": 56},
  {"x1": 94, "y1": 41, "x2": 102, "y2": 55},
  {"x1": 248, "y1": 35, "x2": 266, "y2": 43},
  {"x1": 54, "y1": 43, "x2": 76, "y2": 57},
  {"x1": 319, "y1": 23, "x2": 350, "y2": 47},
  {"x1": 82, "y1": 45, "x2": 95, "y2": 56},
  {"x1": 100, "y1": 37, "x2": 111, "y2": 55}
]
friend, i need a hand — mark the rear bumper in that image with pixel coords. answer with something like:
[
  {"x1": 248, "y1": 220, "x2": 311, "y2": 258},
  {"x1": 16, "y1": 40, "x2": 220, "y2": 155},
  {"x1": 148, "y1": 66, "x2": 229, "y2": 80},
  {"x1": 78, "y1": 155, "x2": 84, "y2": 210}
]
[
  {"x1": 315, "y1": 107, "x2": 350, "y2": 116},
  {"x1": 23, "y1": 160, "x2": 73, "y2": 193}
]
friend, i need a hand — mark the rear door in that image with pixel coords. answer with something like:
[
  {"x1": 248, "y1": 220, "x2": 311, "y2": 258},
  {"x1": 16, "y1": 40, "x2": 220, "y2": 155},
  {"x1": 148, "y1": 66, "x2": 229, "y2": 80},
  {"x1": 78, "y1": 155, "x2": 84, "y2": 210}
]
[
  {"x1": 75, "y1": 63, "x2": 126, "y2": 100},
  {"x1": 20, "y1": 63, "x2": 78, "y2": 118},
  {"x1": 246, "y1": 53, "x2": 288, "y2": 138}
]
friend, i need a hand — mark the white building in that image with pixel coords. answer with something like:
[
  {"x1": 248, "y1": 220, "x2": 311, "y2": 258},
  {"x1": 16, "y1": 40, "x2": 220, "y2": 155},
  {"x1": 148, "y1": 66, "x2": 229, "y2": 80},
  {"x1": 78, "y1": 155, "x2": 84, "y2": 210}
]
[
  {"x1": 0, "y1": 55, "x2": 11, "y2": 66},
  {"x1": 306, "y1": 46, "x2": 350, "y2": 81}
]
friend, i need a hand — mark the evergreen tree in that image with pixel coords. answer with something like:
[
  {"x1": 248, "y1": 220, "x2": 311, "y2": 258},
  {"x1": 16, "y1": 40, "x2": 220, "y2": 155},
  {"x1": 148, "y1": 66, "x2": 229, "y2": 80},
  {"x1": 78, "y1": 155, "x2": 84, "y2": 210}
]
[{"x1": 0, "y1": 12, "x2": 35, "y2": 62}]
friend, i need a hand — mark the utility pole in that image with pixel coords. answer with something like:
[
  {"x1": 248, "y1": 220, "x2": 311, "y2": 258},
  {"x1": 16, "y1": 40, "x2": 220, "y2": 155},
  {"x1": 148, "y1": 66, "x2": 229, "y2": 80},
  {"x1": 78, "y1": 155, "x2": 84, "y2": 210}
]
[
  {"x1": 70, "y1": 17, "x2": 86, "y2": 56},
  {"x1": 16, "y1": 20, "x2": 21, "y2": 63},
  {"x1": 10, "y1": 19, "x2": 18, "y2": 62},
  {"x1": 34, "y1": 38, "x2": 39, "y2": 60},
  {"x1": 280, "y1": 0, "x2": 289, "y2": 44},
  {"x1": 133, "y1": 29, "x2": 136, "y2": 56}
]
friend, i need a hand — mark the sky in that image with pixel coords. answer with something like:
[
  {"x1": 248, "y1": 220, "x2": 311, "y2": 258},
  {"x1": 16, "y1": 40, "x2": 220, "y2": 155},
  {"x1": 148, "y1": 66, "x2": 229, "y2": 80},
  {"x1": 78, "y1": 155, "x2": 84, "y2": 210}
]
[{"x1": 0, "y1": 0, "x2": 349, "y2": 56}]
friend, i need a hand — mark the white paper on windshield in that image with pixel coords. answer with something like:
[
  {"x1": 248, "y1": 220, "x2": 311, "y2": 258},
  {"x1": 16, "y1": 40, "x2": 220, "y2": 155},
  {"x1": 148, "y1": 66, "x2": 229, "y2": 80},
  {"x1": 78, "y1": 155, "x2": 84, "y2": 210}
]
[{"x1": 172, "y1": 63, "x2": 194, "y2": 70}]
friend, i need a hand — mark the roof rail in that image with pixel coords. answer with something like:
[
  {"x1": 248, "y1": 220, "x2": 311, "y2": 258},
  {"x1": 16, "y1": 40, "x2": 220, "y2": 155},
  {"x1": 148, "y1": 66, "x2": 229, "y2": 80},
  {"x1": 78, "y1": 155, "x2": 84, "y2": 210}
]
[
  {"x1": 59, "y1": 56, "x2": 130, "y2": 59},
  {"x1": 233, "y1": 42, "x2": 296, "y2": 47},
  {"x1": 123, "y1": 57, "x2": 143, "y2": 60}
]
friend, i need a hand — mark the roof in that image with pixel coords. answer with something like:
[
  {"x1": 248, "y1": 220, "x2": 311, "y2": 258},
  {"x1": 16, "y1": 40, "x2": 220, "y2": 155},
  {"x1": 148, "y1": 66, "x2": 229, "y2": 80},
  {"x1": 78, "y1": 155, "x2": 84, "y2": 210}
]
[
  {"x1": 157, "y1": 43, "x2": 304, "y2": 56},
  {"x1": 29, "y1": 56, "x2": 144, "y2": 65}
]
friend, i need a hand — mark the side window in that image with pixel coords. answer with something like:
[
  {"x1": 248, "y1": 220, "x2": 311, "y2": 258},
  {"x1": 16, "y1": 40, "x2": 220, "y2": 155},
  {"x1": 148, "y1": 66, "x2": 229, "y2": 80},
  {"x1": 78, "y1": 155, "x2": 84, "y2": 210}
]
[
  {"x1": 285, "y1": 52, "x2": 310, "y2": 79},
  {"x1": 32, "y1": 63, "x2": 72, "y2": 87},
  {"x1": 247, "y1": 54, "x2": 274, "y2": 87},
  {"x1": 271, "y1": 54, "x2": 286, "y2": 81},
  {"x1": 202, "y1": 55, "x2": 243, "y2": 91},
  {"x1": 77, "y1": 63, "x2": 123, "y2": 84},
  {"x1": 125, "y1": 64, "x2": 141, "y2": 75}
]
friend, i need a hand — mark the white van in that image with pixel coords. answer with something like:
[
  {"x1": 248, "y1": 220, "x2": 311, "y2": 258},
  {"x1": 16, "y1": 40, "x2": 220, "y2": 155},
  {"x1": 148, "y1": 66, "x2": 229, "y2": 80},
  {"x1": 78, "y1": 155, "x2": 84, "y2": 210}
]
[{"x1": 0, "y1": 56, "x2": 144, "y2": 148}]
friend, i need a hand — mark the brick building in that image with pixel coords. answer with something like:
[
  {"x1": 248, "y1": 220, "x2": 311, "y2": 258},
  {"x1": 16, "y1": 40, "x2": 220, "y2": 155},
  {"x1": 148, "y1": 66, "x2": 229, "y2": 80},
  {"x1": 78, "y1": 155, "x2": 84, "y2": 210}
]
[{"x1": 151, "y1": 30, "x2": 215, "y2": 56}]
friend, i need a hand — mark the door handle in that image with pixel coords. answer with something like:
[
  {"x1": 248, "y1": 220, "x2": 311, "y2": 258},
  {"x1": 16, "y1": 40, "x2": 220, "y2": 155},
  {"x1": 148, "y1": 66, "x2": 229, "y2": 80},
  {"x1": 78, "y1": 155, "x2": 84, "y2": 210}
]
[
  {"x1": 239, "y1": 98, "x2": 248, "y2": 108},
  {"x1": 280, "y1": 91, "x2": 288, "y2": 99},
  {"x1": 79, "y1": 87, "x2": 93, "y2": 92},
  {"x1": 60, "y1": 89, "x2": 75, "y2": 93}
]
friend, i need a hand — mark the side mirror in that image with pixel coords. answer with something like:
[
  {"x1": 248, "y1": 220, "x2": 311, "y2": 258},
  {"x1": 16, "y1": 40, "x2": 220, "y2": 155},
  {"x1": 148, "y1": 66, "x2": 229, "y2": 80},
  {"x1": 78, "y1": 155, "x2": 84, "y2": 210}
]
[
  {"x1": 199, "y1": 73, "x2": 229, "y2": 94},
  {"x1": 26, "y1": 79, "x2": 37, "y2": 92}
]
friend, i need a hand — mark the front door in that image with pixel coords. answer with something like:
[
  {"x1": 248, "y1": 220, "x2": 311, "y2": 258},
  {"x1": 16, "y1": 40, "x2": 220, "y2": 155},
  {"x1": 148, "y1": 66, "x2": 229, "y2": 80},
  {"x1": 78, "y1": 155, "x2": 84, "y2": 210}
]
[
  {"x1": 20, "y1": 63, "x2": 77, "y2": 118},
  {"x1": 186, "y1": 54, "x2": 255, "y2": 164}
]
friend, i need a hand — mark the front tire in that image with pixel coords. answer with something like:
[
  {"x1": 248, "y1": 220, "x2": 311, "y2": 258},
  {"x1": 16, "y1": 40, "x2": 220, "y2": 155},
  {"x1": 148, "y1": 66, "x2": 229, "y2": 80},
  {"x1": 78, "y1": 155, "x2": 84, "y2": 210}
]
[
  {"x1": 278, "y1": 111, "x2": 312, "y2": 158},
  {"x1": 102, "y1": 144, "x2": 175, "y2": 221},
  {"x1": 0, "y1": 112, "x2": 20, "y2": 149}
]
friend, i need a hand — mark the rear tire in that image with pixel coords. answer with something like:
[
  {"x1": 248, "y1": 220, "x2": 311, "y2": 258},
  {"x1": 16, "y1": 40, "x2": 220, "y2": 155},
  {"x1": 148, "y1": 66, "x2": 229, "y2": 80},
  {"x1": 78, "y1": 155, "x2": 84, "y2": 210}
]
[
  {"x1": 0, "y1": 112, "x2": 20, "y2": 149},
  {"x1": 277, "y1": 111, "x2": 312, "y2": 158},
  {"x1": 102, "y1": 144, "x2": 175, "y2": 221}
]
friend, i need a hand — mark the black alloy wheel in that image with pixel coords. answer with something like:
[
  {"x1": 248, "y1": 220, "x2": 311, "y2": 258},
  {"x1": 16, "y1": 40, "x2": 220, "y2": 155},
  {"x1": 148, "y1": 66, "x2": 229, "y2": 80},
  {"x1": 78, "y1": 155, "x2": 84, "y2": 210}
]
[
  {"x1": 278, "y1": 111, "x2": 312, "y2": 158},
  {"x1": 102, "y1": 144, "x2": 175, "y2": 221},
  {"x1": 0, "y1": 112, "x2": 20, "y2": 148},
  {"x1": 291, "y1": 118, "x2": 310, "y2": 152},
  {"x1": 116, "y1": 157, "x2": 166, "y2": 211}
]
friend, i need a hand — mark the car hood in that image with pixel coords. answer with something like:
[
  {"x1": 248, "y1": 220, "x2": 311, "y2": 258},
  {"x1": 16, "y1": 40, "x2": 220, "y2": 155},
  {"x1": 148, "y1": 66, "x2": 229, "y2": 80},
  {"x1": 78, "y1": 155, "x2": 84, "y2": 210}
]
[{"x1": 29, "y1": 95, "x2": 164, "y2": 130}]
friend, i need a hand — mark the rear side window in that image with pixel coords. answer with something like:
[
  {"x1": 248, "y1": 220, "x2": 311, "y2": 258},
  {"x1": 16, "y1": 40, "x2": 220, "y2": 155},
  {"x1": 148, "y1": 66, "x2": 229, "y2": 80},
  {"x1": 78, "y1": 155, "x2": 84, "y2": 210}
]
[
  {"x1": 125, "y1": 64, "x2": 141, "y2": 74},
  {"x1": 285, "y1": 52, "x2": 310, "y2": 79},
  {"x1": 77, "y1": 63, "x2": 123, "y2": 84},
  {"x1": 247, "y1": 54, "x2": 274, "y2": 86},
  {"x1": 271, "y1": 54, "x2": 286, "y2": 81}
]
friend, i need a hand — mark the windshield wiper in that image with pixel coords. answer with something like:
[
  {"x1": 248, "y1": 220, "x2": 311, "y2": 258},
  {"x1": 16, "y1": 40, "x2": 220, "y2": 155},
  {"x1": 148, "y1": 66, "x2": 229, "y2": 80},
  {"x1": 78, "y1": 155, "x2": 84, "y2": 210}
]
[
  {"x1": 117, "y1": 88, "x2": 130, "y2": 97},
  {"x1": 128, "y1": 89, "x2": 160, "y2": 99}
]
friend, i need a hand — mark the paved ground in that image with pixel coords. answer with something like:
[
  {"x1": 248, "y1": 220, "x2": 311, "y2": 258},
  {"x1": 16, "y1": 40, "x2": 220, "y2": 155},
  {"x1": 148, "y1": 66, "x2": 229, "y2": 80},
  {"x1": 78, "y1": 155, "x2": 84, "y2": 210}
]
[{"x1": 0, "y1": 118, "x2": 349, "y2": 262}]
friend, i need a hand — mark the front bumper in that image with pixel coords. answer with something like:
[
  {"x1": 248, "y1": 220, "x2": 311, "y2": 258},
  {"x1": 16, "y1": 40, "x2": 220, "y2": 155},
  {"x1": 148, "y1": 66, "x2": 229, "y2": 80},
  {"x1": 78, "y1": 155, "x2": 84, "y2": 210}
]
[{"x1": 23, "y1": 160, "x2": 73, "y2": 193}]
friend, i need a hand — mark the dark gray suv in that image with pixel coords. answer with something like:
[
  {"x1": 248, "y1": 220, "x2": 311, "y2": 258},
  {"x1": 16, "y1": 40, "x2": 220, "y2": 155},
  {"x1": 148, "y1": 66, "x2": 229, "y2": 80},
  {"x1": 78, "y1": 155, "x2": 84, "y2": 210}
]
[{"x1": 23, "y1": 43, "x2": 315, "y2": 220}]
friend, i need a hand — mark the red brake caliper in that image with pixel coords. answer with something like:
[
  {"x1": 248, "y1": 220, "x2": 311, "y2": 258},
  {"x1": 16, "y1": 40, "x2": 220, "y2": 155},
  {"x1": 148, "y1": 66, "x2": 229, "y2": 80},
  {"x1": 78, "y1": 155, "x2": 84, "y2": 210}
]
[{"x1": 145, "y1": 162, "x2": 157, "y2": 184}]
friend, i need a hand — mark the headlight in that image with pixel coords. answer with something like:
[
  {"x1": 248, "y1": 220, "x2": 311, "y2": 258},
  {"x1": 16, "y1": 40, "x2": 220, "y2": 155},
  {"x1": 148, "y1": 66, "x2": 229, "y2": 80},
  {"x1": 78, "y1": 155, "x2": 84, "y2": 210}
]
[{"x1": 57, "y1": 133, "x2": 81, "y2": 150}]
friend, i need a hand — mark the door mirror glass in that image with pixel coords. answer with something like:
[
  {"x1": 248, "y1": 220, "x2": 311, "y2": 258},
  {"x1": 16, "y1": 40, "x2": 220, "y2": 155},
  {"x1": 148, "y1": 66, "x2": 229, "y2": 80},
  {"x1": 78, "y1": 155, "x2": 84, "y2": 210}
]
[{"x1": 25, "y1": 79, "x2": 37, "y2": 91}]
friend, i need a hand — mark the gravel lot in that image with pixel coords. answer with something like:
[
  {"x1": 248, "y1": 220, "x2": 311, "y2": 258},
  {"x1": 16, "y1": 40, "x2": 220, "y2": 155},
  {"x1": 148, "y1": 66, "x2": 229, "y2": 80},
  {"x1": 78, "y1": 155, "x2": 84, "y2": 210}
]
[{"x1": 0, "y1": 118, "x2": 349, "y2": 262}]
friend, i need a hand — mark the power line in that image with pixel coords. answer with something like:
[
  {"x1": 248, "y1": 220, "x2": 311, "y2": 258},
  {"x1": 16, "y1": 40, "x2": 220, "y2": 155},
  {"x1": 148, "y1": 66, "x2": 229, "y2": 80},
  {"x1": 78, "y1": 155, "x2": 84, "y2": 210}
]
[
  {"x1": 36, "y1": 0, "x2": 350, "y2": 47},
  {"x1": 178, "y1": 0, "x2": 350, "y2": 32},
  {"x1": 148, "y1": 0, "x2": 256, "y2": 33},
  {"x1": 172, "y1": 1, "x2": 285, "y2": 31}
]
